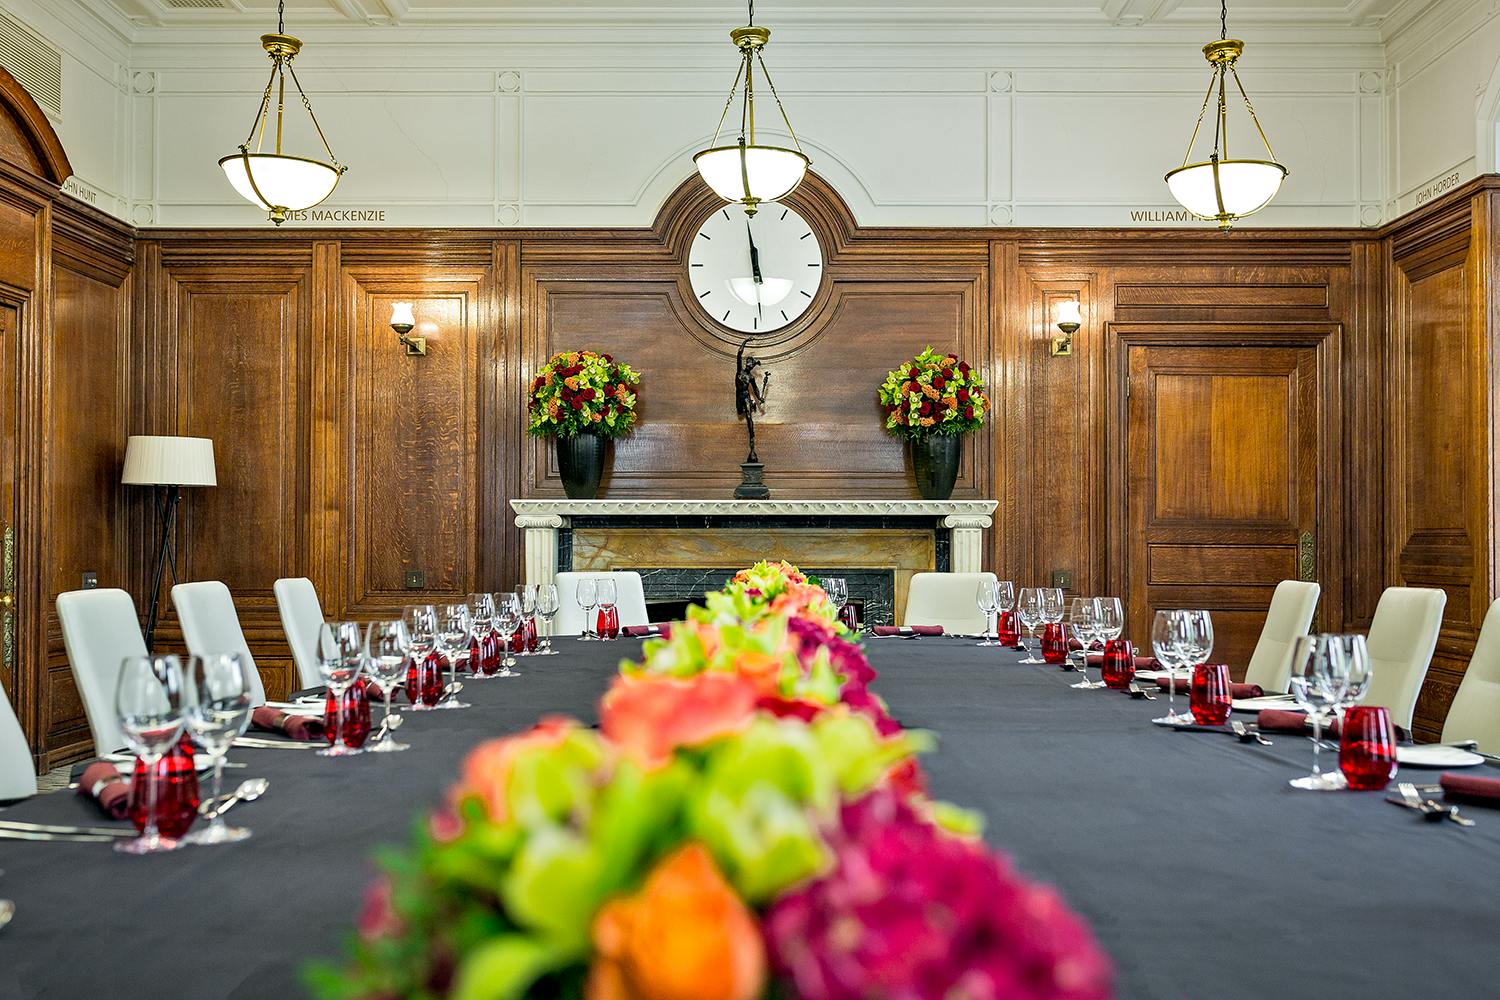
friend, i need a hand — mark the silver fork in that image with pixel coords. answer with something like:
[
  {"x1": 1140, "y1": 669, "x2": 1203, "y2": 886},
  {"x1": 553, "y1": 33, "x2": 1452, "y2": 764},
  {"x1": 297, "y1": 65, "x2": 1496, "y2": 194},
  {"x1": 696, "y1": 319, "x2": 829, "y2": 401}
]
[
  {"x1": 1397, "y1": 782, "x2": 1476, "y2": 827},
  {"x1": 1230, "y1": 720, "x2": 1273, "y2": 746}
]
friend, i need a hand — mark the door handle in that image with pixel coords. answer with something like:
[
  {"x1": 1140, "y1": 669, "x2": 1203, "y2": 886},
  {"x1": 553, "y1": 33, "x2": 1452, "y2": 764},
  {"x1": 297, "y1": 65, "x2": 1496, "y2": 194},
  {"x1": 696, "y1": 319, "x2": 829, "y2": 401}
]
[{"x1": 1297, "y1": 530, "x2": 1316, "y2": 582}]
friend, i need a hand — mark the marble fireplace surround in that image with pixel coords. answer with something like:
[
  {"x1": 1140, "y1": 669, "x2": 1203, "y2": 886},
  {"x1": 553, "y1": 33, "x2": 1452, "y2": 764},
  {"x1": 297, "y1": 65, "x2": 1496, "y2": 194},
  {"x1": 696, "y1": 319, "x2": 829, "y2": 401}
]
[{"x1": 511, "y1": 500, "x2": 997, "y2": 626}]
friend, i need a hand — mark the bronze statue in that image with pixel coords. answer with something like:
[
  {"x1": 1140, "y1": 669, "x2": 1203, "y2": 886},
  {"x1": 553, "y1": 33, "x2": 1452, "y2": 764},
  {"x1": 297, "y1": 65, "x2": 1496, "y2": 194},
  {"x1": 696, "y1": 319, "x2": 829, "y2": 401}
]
[{"x1": 734, "y1": 338, "x2": 771, "y2": 464}]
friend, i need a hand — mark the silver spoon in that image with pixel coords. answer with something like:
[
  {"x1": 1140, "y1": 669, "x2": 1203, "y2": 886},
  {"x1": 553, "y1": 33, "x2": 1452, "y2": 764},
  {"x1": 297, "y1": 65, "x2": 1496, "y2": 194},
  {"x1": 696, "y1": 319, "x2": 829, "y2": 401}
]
[
  {"x1": 1230, "y1": 720, "x2": 1274, "y2": 746},
  {"x1": 201, "y1": 777, "x2": 269, "y2": 821},
  {"x1": 438, "y1": 681, "x2": 464, "y2": 703},
  {"x1": 0, "y1": 899, "x2": 13, "y2": 932}
]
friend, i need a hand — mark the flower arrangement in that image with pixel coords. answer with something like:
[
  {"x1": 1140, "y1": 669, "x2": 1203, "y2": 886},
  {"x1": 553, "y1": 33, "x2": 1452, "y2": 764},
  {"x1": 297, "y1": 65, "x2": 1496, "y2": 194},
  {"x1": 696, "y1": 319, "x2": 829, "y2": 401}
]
[
  {"x1": 877, "y1": 346, "x2": 989, "y2": 438},
  {"x1": 528, "y1": 351, "x2": 640, "y2": 439},
  {"x1": 719, "y1": 560, "x2": 841, "y2": 629},
  {"x1": 309, "y1": 564, "x2": 1113, "y2": 1000}
]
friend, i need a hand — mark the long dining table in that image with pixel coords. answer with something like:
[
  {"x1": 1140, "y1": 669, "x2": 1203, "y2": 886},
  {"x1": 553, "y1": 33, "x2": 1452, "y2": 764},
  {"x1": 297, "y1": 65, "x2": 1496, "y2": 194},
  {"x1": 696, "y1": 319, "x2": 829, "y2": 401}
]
[{"x1": 0, "y1": 636, "x2": 1496, "y2": 999}]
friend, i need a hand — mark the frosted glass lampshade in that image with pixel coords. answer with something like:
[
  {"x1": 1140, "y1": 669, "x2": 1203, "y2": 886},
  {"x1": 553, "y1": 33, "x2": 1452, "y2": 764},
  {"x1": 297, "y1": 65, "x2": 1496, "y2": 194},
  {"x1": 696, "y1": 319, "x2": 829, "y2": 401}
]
[
  {"x1": 122, "y1": 436, "x2": 217, "y2": 487},
  {"x1": 694, "y1": 144, "x2": 810, "y2": 206},
  {"x1": 390, "y1": 302, "x2": 416, "y2": 329},
  {"x1": 1165, "y1": 159, "x2": 1286, "y2": 222},
  {"x1": 219, "y1": 152, "x2": 341, "y2": 213},
  {"x1": 728, "y1": 277, "x2": 794, "y2": 308},
  {"x1": 1054, "y1": 299, "x2": 1082, "y2": 328}
]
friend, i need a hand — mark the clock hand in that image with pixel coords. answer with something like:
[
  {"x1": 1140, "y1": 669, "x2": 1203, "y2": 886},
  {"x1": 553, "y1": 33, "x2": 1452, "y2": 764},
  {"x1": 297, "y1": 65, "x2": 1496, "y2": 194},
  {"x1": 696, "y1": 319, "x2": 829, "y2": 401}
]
[{"x1": 746, "y1": 221, "x2": 764, "y2": 322}]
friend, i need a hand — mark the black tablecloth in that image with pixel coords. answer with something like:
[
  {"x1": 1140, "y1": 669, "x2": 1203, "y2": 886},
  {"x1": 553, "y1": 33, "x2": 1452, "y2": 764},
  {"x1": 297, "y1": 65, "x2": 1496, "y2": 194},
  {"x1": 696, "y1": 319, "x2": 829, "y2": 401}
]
[{"x1": 1, "y1": 638, "x2": 1496, "y2": 999}]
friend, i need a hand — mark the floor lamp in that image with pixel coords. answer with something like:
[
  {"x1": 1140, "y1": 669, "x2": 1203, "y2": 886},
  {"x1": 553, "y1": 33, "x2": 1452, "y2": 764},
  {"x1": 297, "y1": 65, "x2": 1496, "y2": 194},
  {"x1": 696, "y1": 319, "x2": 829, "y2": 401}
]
[{"x1": 122, "y1": 436, "x2": 216, "y2": 653}]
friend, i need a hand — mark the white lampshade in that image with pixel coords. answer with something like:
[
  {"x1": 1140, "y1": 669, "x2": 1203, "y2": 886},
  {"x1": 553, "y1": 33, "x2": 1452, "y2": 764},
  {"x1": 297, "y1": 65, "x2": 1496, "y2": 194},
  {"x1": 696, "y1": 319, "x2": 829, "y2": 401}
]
[
  {"x1": 1165, "y1": 159, "x2": 1286, "y2": 222},
  {"x1": 1054, "y1": 299, "x2": 1083, "y2": 328},
  {"x1": 695, "y1": 144, "x2": 810, "y2": 206},
  {"x1": 390, "y1": 302, "x2": 416, "y2": 328},
  {"x1": 728, "y1": 277, "x2": 794, "y2": 308},
  {"x1": 121, "y1": 436, "x2": 217, "y2": 487},
  {"x1": 219, "y1": 152, "x2": 341, "y2": 213}
]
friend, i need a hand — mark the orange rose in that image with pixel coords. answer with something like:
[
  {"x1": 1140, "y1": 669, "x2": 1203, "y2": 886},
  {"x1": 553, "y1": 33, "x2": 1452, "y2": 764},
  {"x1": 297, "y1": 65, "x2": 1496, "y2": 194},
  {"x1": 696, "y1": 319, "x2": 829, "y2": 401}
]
[
  {"x1": 453, "y1": 716, "x2": 576, "y2": 822},
  {"x1": 600, "y1": 673, "x2": 758, "y2": 765},
  {"x1": 587, "y1": 843, "x2": 766, "y2": 1000}
]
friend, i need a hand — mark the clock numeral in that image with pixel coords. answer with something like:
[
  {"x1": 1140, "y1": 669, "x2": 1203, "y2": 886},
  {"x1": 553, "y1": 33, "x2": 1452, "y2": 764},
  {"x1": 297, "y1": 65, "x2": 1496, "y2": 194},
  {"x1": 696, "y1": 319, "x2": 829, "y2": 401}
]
[
  {"x1": 800, "y1": 290, "x2": 812, "y2": 298},
  {"x1": 781, "y1": 310, "x2": 789, "y2": 322},
  {"x1": 752, "y1": 317, "x2": 759, "y2": 330},
  {"x1": 691, "y1": 262, "x2": 703, "y2": 267},
  {"x1": 722, "y1": 209, "x2": 730, "y2": 221},
  {"x1": 722, "y1": 310, "x2": 731, "y2": 322},
  {"x1": 808, "y1": 262, "x2": 820, "y2": 267},
  {"x1": 799, "y1": 232, "x2": 812, "y2": 240},
  {"x1": 699, "y1": 232, "x2": 711, "y2": 241},
  {"x1": 699, "y1": 290, "x2": 712, "y2": 299},
  {"x1": 780, "y1": 208, "x2": 789, "y2": 221}
]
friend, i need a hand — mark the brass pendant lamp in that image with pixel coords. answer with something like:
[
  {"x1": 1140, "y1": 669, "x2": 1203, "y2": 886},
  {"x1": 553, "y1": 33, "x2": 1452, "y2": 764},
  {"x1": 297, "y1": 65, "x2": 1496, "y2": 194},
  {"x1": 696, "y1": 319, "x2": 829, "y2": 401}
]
[
  {"x1": 1164, "y1": 0, "x2": 1287, "y2": 230},
  {"x1": 694, "y1": 0, "x2": 810, "y2": 216},
  {"x1": 218, "y1": 0, "x2": 347, "y2": 225}
]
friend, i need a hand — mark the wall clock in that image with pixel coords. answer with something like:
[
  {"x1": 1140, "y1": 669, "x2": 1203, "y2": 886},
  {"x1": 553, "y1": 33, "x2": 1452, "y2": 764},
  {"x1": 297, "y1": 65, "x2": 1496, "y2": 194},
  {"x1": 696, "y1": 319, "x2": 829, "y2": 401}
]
[{"x1": 688, "y1": 202, "x2": 823, "y2": 334}]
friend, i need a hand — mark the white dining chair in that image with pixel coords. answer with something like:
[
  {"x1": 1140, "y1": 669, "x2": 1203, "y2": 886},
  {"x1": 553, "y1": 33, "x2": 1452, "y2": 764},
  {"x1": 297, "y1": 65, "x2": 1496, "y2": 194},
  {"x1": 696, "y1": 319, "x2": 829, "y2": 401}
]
[
  {"x1": 903, "y1": 572, "x2": 998, "y2": 633},
  {"x1": 274, "y1": 577, "x2": 327, "y2": 689},
  {"x1": 1360, "y1": 586, "x2": 1446, "y2": 731},
  {"x1": 0, "y1": 682, "x2": 36, "y2": 801},
  {"x1": 1441, "y1": 598, "x2": 1500, "y2": 754},
  {"x1": 57, "y1": 588, "x2": 150, "y2": 755},
  {"x1": 1242, "y1": 580, "x2": 1321, "y2": 693},
  {"x1": 171, "y1": 581, "x2": 268, "y2": 706},
  {"x1": 553, "y1": 571, "x2": 650, "y2": 636}
]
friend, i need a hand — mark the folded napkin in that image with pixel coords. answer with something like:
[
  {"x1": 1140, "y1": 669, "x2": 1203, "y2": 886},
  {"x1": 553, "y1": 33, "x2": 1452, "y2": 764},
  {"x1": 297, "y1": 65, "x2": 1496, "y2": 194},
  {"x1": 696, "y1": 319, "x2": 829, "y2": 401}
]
[
  {"x1": 870, "y1": 625, "x2": 944, "y2": 637},
  {"x1": 250, "y1": 705, "x2": 326, "y2": 741},
  {"x1": 622, "y1": 623, "x2": 673, "y2": 639},
  {"x1": 1067, "y1": 637, "x2": 1084, "y2": 652},
  {"x1": 1256, "y1": 709, "x2": 1410, "y2": 742},
  {"x1": 1085, "y1": 653, "x2": 1160, "y2": 669},
  {"x1": 76, "y1": 761, "x2": 131, "y2": 820},
  {"x1": 1156, "y1": 677, "x2": 1264, "y2": 699},
  {"x1": 1440, "y1": 772, "x2": 1500, "y2": 805}
]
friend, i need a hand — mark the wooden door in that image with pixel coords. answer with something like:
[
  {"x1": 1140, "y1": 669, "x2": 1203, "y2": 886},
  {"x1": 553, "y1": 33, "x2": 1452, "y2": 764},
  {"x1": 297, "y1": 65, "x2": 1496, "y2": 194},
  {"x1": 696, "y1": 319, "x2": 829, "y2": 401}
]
[
  {"x1": 0, "y1": 302, "x2": 18, "y2": 738},
  {"x1": 1126, "y1": 344, "x2": 1319, "y2": 675}
]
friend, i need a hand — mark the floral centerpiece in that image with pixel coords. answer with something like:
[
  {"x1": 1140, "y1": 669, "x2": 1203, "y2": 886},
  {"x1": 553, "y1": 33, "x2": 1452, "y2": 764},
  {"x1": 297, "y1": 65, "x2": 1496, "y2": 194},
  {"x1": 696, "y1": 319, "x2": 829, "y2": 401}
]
[
  {"x1": 877, "y1": 347, "x2": 990, "y2": 500},
  {"x1": 528, "y1": 350, "x2": 640, "y2": 499},
  {"x1": 308, "y1": 564, "x2": 1113, "y2": 1000}
]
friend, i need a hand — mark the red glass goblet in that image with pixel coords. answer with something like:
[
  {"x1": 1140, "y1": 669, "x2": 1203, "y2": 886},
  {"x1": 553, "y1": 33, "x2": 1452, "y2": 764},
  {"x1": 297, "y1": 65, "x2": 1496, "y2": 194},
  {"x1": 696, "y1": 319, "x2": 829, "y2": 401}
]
[
  {"x1": 1339, "y1": 705, "x2": 1397, "y2": 791},
  {"x1": 1189, "y1": 663, "x2": 1232, "y2": 725},
  {"x1": 341, "y1": 680, "x2": 372, "y2": 749},
  {"x1": 1101, "y1": 639, "x2": 1136, "y2": 690},
  {"x1": 405, "y1": 651, "x2": 444, "y2": 708},
  {"x1": 1041, "y1": 622, "x2": 1070, "y2": 665},
  {"x1": 596, "y1": 606, "x2": 620, "y2": 640},
  {"x1": 130, "y1": 734, "x2": 200, "y2": 838}
]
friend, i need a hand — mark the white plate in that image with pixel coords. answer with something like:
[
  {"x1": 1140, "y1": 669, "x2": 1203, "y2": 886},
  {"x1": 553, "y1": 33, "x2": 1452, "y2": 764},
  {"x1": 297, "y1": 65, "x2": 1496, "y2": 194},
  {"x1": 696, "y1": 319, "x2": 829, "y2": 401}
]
[
  {"x1": 103, "y1": 752, "x2": 218, "y2": 772},
  {"x1": 1396, "y1": 745, "x2": 1486, "y2": 768},
  {"x1": 1231, "y1": 695, "x2": 1301, "y2": 712},
  {"x1": 264, "y1": 701, "x2": 324, "y2": 716},
  {"x1": 1134, "y1": 670, "x2": 1190, "y2": 683}
]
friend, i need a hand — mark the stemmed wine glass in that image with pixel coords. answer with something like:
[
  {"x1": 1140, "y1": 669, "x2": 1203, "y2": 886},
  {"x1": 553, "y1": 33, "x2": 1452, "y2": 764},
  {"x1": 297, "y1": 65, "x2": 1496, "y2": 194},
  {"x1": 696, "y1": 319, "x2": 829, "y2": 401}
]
[
  {"x1": 975, "y1": 580, "x2": 1000, "y2": 646},
  {"x1": 466, "y1": 593, "x2": 496, "y2": 678},
  {"x1": 1016, "y1": 588, "x2": 1044, "y2": 663},
  {"x1": 1095, "y1": 597, "x2": 1124, "y2": 654},
  {"x1": 182, "y1": 653, "x2": 254, "y2": 845},
  {"x1": 114, "y1": 654, "x2": 188, "y2": 854},
  {"x1": 1288, "y1": 634, "x2": 1348, "y2": 791},
  {"x1": 534, "y1": 584, "x2": 560, "y2": 655},
  {"x1": 434, "y1": 604, "x2": 473, "y2": 708},
  {"x1": 1041, "y1": 587, "x2": 1065, "y2": 647},
  {"x1": 576, "y1": 578, "x2": 598, "y2": 640},
  {"x1": 518, "y1": 583, "x2": 539, "y2": 653},
  {"x1": 1068, "y1": 598, "x2": 1101, "y2": 688},
  {"x1": 1151, "y1": 610, "x2": 1192, "y2": 723},
  {"x1": 363, "y1": 620, "x2": 410, "y2": 752},
  {"x1": 825, "y1": 577, "x2": 849, "y2": 620},
  {"x1": 403, "y1": 605, "x2": 438, "y2": 710},
  {"x1": 317, "y1": 621, "x2": 365, "y2": 756},
  {"x1": 494, "y1": 592, "x2": 523, "y2": 677}
]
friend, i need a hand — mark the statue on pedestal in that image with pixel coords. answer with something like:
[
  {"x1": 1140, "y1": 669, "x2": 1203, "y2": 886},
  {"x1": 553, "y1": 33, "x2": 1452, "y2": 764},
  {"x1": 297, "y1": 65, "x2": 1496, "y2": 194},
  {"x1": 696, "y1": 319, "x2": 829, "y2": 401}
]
[{"x1": 734, "y1": 338, "x2": 772, "y2": 499}]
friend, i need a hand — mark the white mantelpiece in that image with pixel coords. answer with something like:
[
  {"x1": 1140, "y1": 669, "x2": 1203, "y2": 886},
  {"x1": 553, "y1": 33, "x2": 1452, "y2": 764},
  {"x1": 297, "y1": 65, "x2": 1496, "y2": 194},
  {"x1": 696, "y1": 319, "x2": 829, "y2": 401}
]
[{"x1": 510, "y1": 498, "x2": 997, "y2": 589}]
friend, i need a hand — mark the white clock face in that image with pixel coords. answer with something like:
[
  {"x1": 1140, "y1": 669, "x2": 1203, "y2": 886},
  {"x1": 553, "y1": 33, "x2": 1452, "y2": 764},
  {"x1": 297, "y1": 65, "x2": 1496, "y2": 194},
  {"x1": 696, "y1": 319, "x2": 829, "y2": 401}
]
[{"x1": 688, "y1": 202, "x2": 824, "y2": 334}]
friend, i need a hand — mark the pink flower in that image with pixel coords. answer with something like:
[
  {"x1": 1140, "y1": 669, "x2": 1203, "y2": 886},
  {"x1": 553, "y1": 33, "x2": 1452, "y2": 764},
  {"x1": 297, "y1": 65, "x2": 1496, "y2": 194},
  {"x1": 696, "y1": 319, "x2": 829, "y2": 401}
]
[{"x1": 357, "y1": 877, "x2": 405, "y2": 942}]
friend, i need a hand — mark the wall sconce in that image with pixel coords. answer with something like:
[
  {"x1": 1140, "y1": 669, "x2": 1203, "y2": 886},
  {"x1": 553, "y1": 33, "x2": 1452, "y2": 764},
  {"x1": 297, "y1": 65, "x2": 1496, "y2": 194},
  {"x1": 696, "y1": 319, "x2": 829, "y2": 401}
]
[
  {"x1": 1051, "y1": 299, "x2": 1081, "y2": 357},
  {"x1": 390, "y1": 301, "x2": 426, "y2": 356}
]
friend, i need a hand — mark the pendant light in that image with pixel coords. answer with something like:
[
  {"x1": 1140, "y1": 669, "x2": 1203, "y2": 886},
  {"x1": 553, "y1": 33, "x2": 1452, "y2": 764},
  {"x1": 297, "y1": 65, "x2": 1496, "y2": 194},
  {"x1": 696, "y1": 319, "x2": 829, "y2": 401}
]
[
  {"x1": 1164, "y1": 0, "x2": 1286, "y2": 230},
  {"x1": 218, "y1": 0, "x2": 346, "y2": 225},
  {"x1": 694, "y1": 0, "x2": 810, "y2": 217}
]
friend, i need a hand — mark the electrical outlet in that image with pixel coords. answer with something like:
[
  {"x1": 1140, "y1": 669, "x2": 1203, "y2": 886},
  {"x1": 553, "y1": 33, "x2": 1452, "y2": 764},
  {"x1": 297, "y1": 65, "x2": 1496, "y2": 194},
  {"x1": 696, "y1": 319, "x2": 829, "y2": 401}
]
[
  {"x1": 81, "y1": 571, "x2": 98, "y2": 590},
  {"x1": 1051, "y1": 569, "x2": 1073, "y2": 591},
  {"x1": 404, "y1": 569, "x2": 425, "y2": 589}
]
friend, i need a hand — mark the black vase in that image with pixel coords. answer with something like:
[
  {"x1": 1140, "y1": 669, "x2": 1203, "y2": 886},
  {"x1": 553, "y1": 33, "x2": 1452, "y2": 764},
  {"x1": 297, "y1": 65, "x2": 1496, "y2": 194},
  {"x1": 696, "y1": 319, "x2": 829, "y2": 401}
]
[
  {"x1": 557, "y1": 432, "x2": 607, "y2": 499},
  {"x1": 910, "y1": 434, "x2": 961, "y2": 500}
]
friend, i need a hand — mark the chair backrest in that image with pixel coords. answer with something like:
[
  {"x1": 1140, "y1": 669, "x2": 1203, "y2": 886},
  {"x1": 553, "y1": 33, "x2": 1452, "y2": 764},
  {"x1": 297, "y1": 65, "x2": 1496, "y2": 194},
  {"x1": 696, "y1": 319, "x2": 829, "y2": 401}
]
[
  {"x1": 56, "y1": 588, "x2": 149, "y2": 755},
  {"x1": 1361, "y1": 586, "x2": 1446, "y2": 730},
  {"x1": 171, "y1": 581, "x2": 267, "y2": 706},
  {"x1": 0, "y1": 681, "x2": 35, "y2": 800},
  {"x1": 274, "y1": 577, "x2": 326, "y2": 689},
  {"x1": 1242, "y1": 580, "x2": 1321, "y2": 693},
  {"x1": 903, "y1": 572, "x2": 998, "y2": 633},
  {"x1": 1441, "y1": 598, "x2": 1500, "y2": 752},
  {"x1": 553, "y1": 572, "x2": 650, "y2": 636}
]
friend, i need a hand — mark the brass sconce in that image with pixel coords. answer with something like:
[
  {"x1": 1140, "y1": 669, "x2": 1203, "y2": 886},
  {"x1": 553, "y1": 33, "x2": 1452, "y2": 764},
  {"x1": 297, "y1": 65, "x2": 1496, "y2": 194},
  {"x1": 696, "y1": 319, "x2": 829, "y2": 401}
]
[
  {"x1": 1051, "y1": 299, "x2": 1081, "y2": 357},
  {"x1": 390, "y1": 301, "x2": 426, "y2": 356}
]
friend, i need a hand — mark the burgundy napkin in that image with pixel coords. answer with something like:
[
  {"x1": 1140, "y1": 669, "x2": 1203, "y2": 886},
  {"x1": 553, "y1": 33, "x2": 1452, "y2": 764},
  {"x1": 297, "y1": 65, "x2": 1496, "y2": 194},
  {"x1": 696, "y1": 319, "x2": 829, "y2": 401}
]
[
  {"x1": 250, "y1": 705, "x2": 326, "y2": 741},
  {"x1": 1067, "y1": 637, "x2": 1084, "y2": 652},
  {"x1": 1440, "y1": 772, "x2": 1500, "y2": 805},
  {"x1": 1156, "y1": 677, "x2": 1264, "y2": 699},
  {"x1": 76, "y1": 761, "x2": 131, "y2": 820},
  {"x1": 1085, "y1": 653, "x2": 1159, "y2": 669},
  {"x1": 1256, "y1": 709, "x2": 1410, "y2": 742},
  {"x1": 871, "y1": 625, "x2": 944, "y2": 637},
  {"x1": 622, "y1": 623, "x2": 673, "y2": 639}
]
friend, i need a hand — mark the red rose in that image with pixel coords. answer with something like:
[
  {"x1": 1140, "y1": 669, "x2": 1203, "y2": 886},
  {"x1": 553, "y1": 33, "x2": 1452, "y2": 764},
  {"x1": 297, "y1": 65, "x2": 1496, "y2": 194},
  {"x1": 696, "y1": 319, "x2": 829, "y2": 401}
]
[
  {"x1": 958, "y1": 361, "x2": 971, "y2": 375},
  {"x1": 604, "y1": 353, "x2": 614, "y2": 362},
  {"x1": 583, "y1": 388, "x2": 597, "y2": 401},
  {"x1": 571, "y1": 397, "x2": 585, "y2": 410},
  {"x1": 946, "y1": 352, "x2": 958, "y2": 361},
  {"x1": 957, "y1": 388, "x2": 969, "y2": 403},
  {"x1": 919, "y1": 401, "x2": 933, "y2": 417},
  {"x1": 963, "y1": 405, "x2": 974, "y2": 420},
  {"x1": 932, "y1": 376, "x2": 945, "y2": 391}
]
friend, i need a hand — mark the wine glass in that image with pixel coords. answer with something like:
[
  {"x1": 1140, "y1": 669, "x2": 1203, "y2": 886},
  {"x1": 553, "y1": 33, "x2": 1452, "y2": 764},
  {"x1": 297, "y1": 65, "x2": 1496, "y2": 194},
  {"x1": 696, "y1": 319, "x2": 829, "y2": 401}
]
[
  {"x1": 1068, "y1": 598, "x2": 1100, "y2": 687},
  {"x1": 434, "y1": 604, "x2": 473, "y2": 709},
  {"x1": 825, "y1": 577, "x2": 849, "y2": 613},
  {"x1": 1151, "y1": 610, "x2": 1191, "y2": 723},
  {"x1": 403, "y1": 605, "x2": 438, "y2": 710},
  {"x1": 494, "y1": 592, "x2": 523, "y2": 677},
  {"x1": 1041, "y1": 588, "x2": 1065, "y2": 633},
  {"x1": 576, "y1": 578, "x2": 598, "y2": 640},
  {"x1": 114, "y1": 655, "x2": 187, "y2": 854},
  {"x1": 466, "y1": 593, "x2": 495, "y2": 678},
  {"x1": 363, "y1": 620, "x2": 410, "y2": 752},
  {"x1": 1095, "y1": 597, "x2": 1124, "y2": 649},
  {"x1": 1016, "y1": 588, "x2": 1045, "y2": 663},
  {"x1": 1180, "y1": 610, "x2": 1214, "y2": 672},
  {"x1": 1288, "y1": 634, "x2": 1348, "y2": 791},
  {"x1": 994, "y1": 580, "x2": 1016, "y2": 615},
  {"x1": 596, "y1": 579, "x2": 618, "y2": 640},
  {"x1": 518, "y1": 583, "x2": 539, "y2": 653},
  {"x1": 317, "y1": 621, "x2": 365, "y2": 756},
  {"x1": 1330, "y1": 634, "x2": 1373, "y2": 723},
  {"x1": 975, "y1": 580, "x2": 1000, "y2": 646},
  {"x1": 181, "y1": 653, "x2": 254, "y2": 845},
  {"x1": 535, "y1": 584, "x2": 561, "y2": 655}
]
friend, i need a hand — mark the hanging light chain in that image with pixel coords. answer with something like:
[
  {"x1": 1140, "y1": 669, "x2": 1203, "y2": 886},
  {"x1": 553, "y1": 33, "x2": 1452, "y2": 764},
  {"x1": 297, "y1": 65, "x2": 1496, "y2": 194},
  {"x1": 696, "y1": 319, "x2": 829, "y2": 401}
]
[
  {"x1": 1220, "y1": 0, "x2": 1227, "y2": 40},
  {"x1": 287, "y1": 62, "x2": 345, "y2": 168}
]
